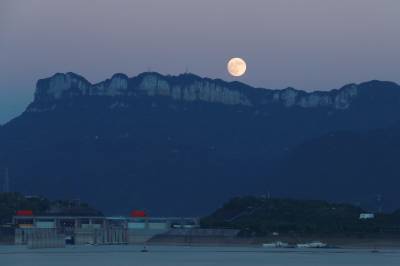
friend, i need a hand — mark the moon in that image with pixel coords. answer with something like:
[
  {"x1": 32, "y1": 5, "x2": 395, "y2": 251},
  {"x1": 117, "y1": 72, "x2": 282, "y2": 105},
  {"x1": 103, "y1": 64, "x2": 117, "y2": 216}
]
[{"x1": 227, "y1": 57, "x2": 247, "y2": 77}]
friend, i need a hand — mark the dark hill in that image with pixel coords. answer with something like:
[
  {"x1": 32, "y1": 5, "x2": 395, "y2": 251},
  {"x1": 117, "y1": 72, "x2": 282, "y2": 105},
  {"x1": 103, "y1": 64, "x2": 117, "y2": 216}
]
[
  {"x1": 1, "y1": 72, "x2": 400, "y2": 215},
  {"x1": 273, "y1": 124, "x2": 400, "y2": 211},
  {"x1": 201, "y1": 196, "x2": 400, "y2": 236},
  {"x1": 0, "y1": 192, "x2": 101, "y2": 224}
]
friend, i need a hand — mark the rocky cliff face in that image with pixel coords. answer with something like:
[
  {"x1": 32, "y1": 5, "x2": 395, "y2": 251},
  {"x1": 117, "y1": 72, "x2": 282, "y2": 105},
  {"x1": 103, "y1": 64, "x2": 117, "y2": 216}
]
[{"x1": 30, "y1": 72, "x2": 360, "y2": 112}]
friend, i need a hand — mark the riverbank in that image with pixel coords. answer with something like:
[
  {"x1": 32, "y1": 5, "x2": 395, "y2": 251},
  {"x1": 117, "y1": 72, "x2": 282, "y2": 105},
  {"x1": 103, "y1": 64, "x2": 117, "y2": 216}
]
[{"x1": 3, "y1": 229, "x2": 400, "y2": 249}]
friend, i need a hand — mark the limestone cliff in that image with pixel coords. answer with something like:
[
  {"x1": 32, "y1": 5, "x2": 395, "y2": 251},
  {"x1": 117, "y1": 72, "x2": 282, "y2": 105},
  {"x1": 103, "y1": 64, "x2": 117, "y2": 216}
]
[{"x1": 31, "y1": 72, "x2": 360, "y2": 111}]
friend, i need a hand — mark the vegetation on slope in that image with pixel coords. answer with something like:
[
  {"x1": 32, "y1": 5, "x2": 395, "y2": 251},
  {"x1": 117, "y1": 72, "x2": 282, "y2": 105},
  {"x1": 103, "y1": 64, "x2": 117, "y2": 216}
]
[
  {"x1": 0, "y1": 192, "x2": 102, "y2": 224},
  {"x1": 201, "y1": 196, "x2": 400, "y2": 236}
]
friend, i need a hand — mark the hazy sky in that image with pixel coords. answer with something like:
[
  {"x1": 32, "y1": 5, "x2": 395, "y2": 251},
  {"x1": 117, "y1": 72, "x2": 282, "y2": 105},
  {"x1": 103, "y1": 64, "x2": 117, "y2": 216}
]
[{"x1": 1, "y1": 0, "x2": 400, "y2": 124}]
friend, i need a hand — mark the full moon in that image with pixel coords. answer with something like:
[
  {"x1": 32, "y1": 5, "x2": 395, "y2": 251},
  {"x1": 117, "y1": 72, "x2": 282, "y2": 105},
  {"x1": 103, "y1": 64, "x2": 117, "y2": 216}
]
[{"x1": 227, "y1": 57, "x2": 247, "y2": 77}]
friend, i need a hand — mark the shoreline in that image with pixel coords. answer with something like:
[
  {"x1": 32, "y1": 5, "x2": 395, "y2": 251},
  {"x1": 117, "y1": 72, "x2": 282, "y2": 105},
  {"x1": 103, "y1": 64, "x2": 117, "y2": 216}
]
[
  {"x1": 147, "y1": 235, "x2": 400, "y2": 249},
  {"x1": 3, "y1": 234, "x2": 400, "y2": 249}
]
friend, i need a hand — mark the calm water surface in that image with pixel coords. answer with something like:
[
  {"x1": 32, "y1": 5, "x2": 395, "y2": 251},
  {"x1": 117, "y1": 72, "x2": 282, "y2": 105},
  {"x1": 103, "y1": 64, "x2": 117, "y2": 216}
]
[{"x1": 1, "y1": 245, "x2": 400, "y2": 266}]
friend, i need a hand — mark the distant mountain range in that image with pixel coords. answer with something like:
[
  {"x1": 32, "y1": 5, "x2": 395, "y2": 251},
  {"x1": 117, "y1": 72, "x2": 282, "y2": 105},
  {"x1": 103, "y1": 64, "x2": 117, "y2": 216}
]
[{"x1": 1, "y1": 72, "x2": 400, "y2": 215}]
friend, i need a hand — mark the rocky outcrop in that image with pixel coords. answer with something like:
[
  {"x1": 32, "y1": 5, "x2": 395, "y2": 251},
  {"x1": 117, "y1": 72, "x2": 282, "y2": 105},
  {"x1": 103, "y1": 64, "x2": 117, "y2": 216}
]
[
  {"x1": 272, "y1": 85, "x2": 358, "y2": 109},
  {"x1": 31, "y1": 72, "x2": 364, "y2": 111}
]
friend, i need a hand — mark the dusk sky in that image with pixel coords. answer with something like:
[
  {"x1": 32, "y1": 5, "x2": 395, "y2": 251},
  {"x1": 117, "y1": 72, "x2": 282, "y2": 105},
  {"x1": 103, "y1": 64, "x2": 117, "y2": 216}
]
[{"x1": 1, "y1": 0, "x2": 400, "y2": 124}]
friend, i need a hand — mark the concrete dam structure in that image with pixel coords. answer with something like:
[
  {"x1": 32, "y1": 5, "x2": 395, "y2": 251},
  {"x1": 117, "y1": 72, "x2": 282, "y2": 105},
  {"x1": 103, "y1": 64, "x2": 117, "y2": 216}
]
[{"x1": 13, "y1": 214, "x2": 200, "y2": 247}]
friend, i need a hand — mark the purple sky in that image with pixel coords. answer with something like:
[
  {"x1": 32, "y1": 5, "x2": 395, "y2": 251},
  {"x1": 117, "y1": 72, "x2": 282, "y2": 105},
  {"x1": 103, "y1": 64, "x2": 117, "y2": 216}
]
[{"x1": 1, "y1": 0, "x2": 400, "y2": 124}]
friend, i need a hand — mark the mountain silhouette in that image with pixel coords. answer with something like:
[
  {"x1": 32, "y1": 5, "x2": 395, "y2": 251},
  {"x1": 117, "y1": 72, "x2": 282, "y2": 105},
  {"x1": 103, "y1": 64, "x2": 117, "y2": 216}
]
[{"x1": 1, "y1": 72, "x2": 400, "y2": 215}]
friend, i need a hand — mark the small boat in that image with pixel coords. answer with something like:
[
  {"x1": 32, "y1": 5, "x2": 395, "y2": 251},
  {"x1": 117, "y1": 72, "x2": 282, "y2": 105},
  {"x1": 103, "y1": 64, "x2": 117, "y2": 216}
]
[
  {"x1": 371, "y1": 246, "x2": 380, "y2": 253},
  {"x1": 262, "y1": 241, "x2": 290, "y2": 248},
  {"x1": 297, "y1": 241, "x2": 327, "y2": 248}
]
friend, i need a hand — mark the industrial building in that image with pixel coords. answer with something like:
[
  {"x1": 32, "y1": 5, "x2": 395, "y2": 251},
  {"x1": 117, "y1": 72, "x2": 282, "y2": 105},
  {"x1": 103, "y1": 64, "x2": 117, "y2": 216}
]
[{"x1": 13, "y1": 211, "x2": 200, "y2": 247}]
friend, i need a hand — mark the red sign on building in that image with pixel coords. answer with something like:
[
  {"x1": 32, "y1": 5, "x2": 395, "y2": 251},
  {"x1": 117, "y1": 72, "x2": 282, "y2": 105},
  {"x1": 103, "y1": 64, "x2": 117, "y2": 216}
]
[
  {"x1": 16, "y1": 210, "x2": 33, "y2": 216},
  {"x1": 130, "y1": 210, "x2": 146, "y2": 217}
]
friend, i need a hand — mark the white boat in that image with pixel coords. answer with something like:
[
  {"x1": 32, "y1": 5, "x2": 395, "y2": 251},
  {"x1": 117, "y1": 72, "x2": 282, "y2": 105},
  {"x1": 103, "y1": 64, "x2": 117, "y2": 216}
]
[{"x1": 297, "y1": 241, "x2": 327, "y2": 248}]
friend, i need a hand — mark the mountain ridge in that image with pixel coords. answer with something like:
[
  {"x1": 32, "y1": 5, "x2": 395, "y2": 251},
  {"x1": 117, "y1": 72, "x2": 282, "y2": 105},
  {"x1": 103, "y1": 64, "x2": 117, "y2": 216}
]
[
  {"x1": 28, "y1": 72, "x2": 392, "y2": 113},
  {"x1": 2, "y1": 73, "x2": 400, "y2": 215}
]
